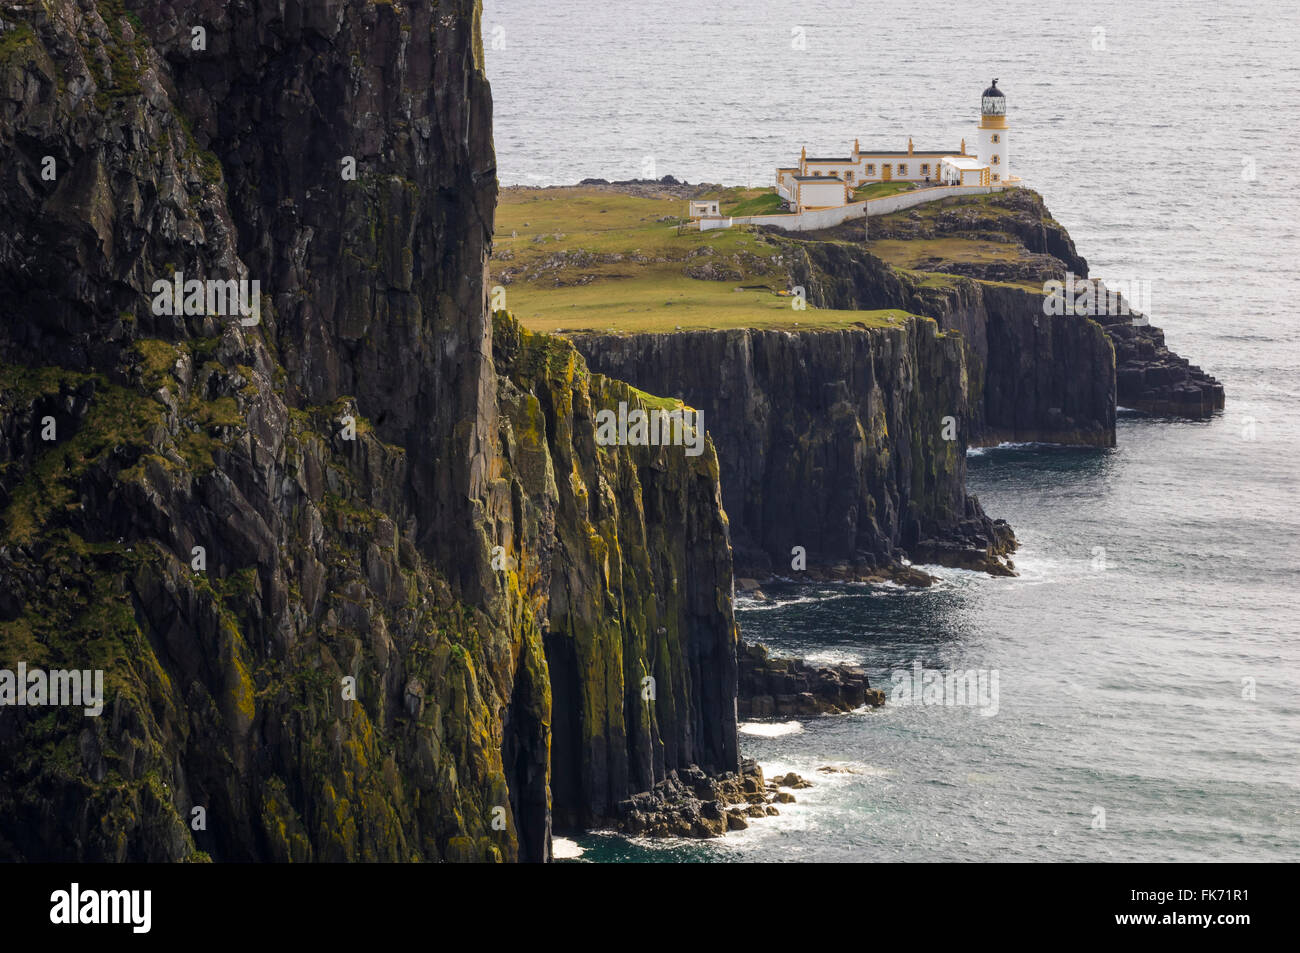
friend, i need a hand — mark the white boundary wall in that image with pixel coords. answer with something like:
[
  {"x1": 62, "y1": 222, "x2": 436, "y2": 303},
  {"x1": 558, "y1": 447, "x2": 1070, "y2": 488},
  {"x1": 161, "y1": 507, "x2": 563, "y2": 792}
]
[{"x1": 700, "y1": 184, "x2": 1005, "y2": 232}]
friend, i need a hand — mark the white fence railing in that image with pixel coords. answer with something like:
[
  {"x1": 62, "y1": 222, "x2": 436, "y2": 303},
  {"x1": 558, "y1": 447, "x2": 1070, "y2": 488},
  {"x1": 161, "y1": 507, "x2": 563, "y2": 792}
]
[{"x1": 697, "y1": 184, "x2": 1006, "y2": 232}]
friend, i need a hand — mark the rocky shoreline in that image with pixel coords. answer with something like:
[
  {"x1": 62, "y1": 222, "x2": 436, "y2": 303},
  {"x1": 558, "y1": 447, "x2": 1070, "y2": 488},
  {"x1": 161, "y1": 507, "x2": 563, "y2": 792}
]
[
  {"x1": 611, "y1": 641, "x2": 886, "y2": 840},
  {"x1": 614, "y1": 760, "x2": 801, "y2": 838},
  {"x1": 1098, "y1": 312, "x2": 1225, "y2": 418},
  {"x1": 0, "y1": 0, "x2": 1229, "y2": 864},
  {"x1": 738, "y1": 640, "x2": 886, "y2": 718}
]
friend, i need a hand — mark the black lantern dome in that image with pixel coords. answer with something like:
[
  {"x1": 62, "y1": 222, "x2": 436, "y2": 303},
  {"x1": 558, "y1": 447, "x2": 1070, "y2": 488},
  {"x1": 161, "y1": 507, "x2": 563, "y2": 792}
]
[{"x1": 981, "y1": 79, "x2": 1006, "y2": 116}]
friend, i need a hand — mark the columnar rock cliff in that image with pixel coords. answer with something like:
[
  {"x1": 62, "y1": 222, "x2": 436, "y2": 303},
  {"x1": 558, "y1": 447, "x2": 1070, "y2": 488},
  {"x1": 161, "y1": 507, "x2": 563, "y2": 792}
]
[
  {"x1": 0, "y1": 0, "x2": 736, "y2": 862},
  {"x1": 567, "y1": 192, "x2": 1136, "y2": 579},
  {"x1": 492, "y1": 315, "x2": 737, "y2": 833},
  {"x1": 570, "y1": 318, "x2": 1016, "y2": 580},
  {"x1": 774, "y1": 223, "x2": 1118, "y2": 448},
  {"x1": 909, "y1": 276, "x2": 1118, "y2": 447},
  {"x1": 865, "y1": 189, "x2": 1223, "y2": 420}
]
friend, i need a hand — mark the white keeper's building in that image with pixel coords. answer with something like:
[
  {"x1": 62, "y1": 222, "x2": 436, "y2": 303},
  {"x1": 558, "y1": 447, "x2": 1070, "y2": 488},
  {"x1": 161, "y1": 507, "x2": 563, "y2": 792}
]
[{"x1": 776, "y1": 80, "x2": 1019, "y2": 212}]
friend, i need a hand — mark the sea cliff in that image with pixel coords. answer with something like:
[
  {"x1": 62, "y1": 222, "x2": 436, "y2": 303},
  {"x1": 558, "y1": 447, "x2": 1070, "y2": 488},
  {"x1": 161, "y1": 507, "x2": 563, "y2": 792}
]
[
  {"x1": 0, "y1": 0, "x2": 736, "y2": 862},
  {"x1": 0, "y1": 0, "x2": 1225, "y2": 864},
  {"x1": 569, "y1": 318, "x2": 1017, "y2": 579}
]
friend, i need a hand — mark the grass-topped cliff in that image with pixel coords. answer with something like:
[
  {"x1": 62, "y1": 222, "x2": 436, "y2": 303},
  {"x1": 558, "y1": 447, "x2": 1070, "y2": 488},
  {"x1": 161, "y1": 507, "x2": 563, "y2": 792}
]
[
  {"x1": 494, "y1": 182, "x2": 1121, "y2": 444},
  {"x1": 493, "y1": 183, "x2": 1081, "y2": 329},
  {"x1": 0, "y1": 0, "x2": 1222, "y2": 865},
  {"x1": 0, "y1": 0, "x2": 741, "y2": 863},
  {"x1": 493, "y1": 185, "x2": 921, "y2": 333},
  {"x1": 494, "y1": 178, "x2": 1221, "y2": 584},
  {"x1": 492, "y1": 182, "x2": 1125, "y2": 580}
]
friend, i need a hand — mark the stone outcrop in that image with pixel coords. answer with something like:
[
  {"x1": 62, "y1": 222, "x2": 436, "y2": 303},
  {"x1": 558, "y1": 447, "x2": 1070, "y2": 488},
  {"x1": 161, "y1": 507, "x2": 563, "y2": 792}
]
[
  {"x1": 0, "y1": 0, "x2": 736, "y2": 863},
  {"x1": 737, "y1": 641, "x2": 884, "y2": 718},
  {"x1": 1096, "y1": 312, "x2": 1224, "y2": 418},
  {"x1": 774, "y1": 229, "x2": 1118, "y2": 449},
  {"x1": 570, "y1": 319, "x2": 1016, "y2": 580},
  {"x1": 614, "y1": 759, "x2": 812, "y2": 839},
  {"x1": 857, "y1": 186, "x2": 1090, "y2": 278},
  {"x1": 860, "y1": 189, "x2": 1222, "y2": 421}
]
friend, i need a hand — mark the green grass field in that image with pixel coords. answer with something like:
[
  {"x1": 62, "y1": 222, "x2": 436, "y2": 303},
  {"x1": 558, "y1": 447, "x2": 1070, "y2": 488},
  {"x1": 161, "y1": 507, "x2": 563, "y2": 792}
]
[
  {"x1": 496, "y1": 187, "x2": 768, "y2": 265},
  {"x1": 495, "y1": 186, "x2": 920, "y2": 332},
  {"x1": 504, "y1": 270, "x2": 914, "y2": 333},
  {"x1": 868, "y1": 237, "x2": 1022, "y2": 269},
  {"x1": 722, "y1": 190, "x2": 787, "y2": 217},
  {"x1": 854, "y1": 181, "x2": 918, "y2": 200}
]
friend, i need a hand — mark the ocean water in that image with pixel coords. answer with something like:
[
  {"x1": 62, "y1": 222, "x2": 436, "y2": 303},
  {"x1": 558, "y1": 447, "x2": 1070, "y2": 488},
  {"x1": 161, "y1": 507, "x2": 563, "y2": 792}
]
[{"x1": 483, "y1": 0, "x2": 1300, "y2": 862}]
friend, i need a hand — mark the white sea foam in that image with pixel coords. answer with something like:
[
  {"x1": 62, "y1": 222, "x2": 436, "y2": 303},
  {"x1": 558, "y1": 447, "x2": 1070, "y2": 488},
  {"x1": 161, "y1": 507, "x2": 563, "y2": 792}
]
[
  {"x1": 739, "y1": 720, "x2": 803, "y2": 737},
  {"x1": 799, "y1": 649, "x2": 865, "y2": 666},
  {"x1": 551, "y1": 836, "x2": 584, "y2": 859},
  {"x1": 967, "y1": 440, "x2": 1065, "y2": 457},
  {"x1": 734, "y1": 592, "x2": 831, "y2": 612},
  {"x1": 807, "y1": 759, "x2": 894, "y2": 779}
]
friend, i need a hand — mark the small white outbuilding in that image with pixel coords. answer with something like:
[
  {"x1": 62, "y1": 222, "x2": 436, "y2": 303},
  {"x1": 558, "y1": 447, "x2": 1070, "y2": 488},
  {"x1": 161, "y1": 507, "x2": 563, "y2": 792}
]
[
  {"x1": 794, "y1": 175, "x2": 851, "y2": 211},
  {"x1": 940, "y1": 156, "x2": 990, "y2": 186}
]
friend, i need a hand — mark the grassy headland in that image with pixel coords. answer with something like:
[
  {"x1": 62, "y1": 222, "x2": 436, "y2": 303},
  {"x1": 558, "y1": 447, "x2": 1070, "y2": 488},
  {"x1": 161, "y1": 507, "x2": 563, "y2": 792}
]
[
  {"x1": 492, "y1": 185, "x2": 915, "y2": 332},
  {"x1": 491, "y1": 183, "x2": 1057, "y2": 333}
]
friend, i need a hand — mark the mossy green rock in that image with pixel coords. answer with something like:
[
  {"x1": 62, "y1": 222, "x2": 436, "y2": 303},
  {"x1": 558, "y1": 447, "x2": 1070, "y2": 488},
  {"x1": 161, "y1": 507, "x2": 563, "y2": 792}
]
[{"x1": 0, "y1": 0, "x2": 738, "y2": 862}]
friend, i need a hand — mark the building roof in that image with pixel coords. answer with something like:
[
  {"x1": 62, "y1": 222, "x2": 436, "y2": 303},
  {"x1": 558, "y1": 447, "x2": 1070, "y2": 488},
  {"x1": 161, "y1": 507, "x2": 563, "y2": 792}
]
[
  {"x1": 803, "y1": 150, "x2": 960, "y2": 163},
  {"x1": 942, "y1": 156, "x2": 988, "y2": 170},
  {"x1": 983, "y1": 78, "x2": 1004, "y2": 98}
]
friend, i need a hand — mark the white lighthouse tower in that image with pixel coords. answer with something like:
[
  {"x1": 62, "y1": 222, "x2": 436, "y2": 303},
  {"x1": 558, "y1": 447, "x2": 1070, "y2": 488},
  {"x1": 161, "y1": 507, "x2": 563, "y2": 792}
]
[{"x1": 977, "y1": 79, "x2": 1008, "y2": 184}]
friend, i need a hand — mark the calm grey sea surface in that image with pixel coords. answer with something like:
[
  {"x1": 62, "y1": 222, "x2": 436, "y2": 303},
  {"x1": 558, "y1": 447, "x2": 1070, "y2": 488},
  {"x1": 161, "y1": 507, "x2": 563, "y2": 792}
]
[{"x1": 483, "y1": 0, "x2": 1300, "y2": 862}]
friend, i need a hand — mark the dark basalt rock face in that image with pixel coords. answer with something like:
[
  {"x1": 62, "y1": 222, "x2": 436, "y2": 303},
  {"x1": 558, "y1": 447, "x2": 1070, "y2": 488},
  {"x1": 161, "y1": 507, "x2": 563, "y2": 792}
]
[
  {"x1": 0, "y1": 0, "x2": 737, "y2": 862},
  {"x1": 778, "y1": 221, "x2": 1118, "y2": 449},
  {"x1": 566, "y1": 192, "x2": 1145, "y2": 580},
  {"x1": 1096, "y1": 312, "x2": 1224, "y2": 418},
  {"x1": 492, "y1": 315, "x2": 739, "y2": 834},
  {"x1": 861, "y1": 189, "x2": 1223, "y2": 421},
  {"x1": 737, "y1": 641, "x2": 884, "y2": 719},
  {"x1": 923, "y1": 279, "x2": 1119, "y2": 448},
  {"x1": 569, "y1": 319, "x2": 1013, "y2": 577},
  {"x1": 570, "y1": 321, "x2": 1017, "y2": 580}
]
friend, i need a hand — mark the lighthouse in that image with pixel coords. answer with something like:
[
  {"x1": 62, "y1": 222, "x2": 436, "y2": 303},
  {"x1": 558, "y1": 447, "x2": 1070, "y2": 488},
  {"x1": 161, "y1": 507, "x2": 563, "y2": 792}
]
[{"x1": 977, "y1": 79, "x2": 1008, "y2": 184}]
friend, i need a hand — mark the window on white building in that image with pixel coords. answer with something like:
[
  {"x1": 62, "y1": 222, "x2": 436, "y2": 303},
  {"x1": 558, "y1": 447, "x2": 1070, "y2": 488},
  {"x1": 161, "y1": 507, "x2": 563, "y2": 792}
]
[
  {"x1": 991, "y1": 155, "x2": 1000, "y2": 164},
  {"x1": 898, "y1": 164, "x2": 908, "y2": 175}
]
